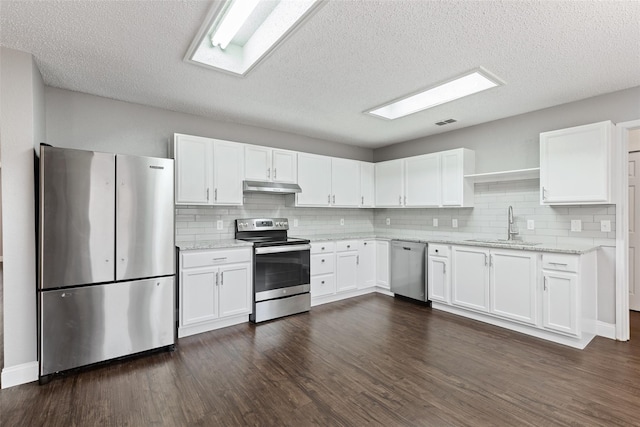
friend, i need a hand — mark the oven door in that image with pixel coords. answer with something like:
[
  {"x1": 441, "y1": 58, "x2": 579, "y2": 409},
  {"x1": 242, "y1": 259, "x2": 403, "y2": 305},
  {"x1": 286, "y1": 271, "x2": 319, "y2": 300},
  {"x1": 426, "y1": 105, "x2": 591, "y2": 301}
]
[{"x1": 254, "y1": 244, "x2": 311, "y2": 301}]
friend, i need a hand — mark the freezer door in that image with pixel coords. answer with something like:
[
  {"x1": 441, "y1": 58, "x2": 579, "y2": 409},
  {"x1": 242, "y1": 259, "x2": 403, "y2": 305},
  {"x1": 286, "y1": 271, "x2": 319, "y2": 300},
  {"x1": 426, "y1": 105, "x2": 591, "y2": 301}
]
[
  {"x1": 116, "y1": 155, "x2": 175, "y2": 281},
  {"x1": 40, "y1": 277, "x2": 175, "y2": 376},
  {"x1": 40, "y1": 146, "x2": 115, "y2": 289}
]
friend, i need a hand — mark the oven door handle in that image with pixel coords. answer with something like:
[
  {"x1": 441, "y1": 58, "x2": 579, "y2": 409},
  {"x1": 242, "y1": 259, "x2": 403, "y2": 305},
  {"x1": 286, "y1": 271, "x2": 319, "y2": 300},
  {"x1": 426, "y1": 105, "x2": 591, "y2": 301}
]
[{"x1": 255, "y1": 244, "x2": 311, "y2": 255}]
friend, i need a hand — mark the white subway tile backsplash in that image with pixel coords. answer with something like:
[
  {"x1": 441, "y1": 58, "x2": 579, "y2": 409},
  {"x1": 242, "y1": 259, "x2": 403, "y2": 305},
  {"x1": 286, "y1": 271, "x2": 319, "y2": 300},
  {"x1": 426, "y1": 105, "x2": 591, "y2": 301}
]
[{"x1": 175, "y1": 179, "x2": 615, "y2": 247}]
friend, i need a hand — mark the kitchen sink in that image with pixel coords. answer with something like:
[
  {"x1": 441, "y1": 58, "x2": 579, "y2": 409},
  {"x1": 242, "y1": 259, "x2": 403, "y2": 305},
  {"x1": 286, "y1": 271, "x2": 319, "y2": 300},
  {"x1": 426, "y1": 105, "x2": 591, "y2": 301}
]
[{"x1": 465, "y1": 239, "x2": 541, "y2": 246}]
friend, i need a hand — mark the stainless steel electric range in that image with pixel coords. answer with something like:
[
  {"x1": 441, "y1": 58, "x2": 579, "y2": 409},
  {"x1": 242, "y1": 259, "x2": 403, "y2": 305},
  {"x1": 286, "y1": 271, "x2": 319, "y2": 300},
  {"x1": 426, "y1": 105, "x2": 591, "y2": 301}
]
[{"x1": 235, "y1": 218, "x2": 311, "y2": 323}]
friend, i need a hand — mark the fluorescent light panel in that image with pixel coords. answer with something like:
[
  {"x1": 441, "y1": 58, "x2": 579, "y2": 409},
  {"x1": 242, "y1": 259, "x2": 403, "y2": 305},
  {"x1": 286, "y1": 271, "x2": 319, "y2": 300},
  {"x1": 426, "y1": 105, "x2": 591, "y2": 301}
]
[
  {"x1": 211, "y1": 0, "x2": 260, "y2": 50},
  {"x1": 368, "y1": 70, "x2": 501, "y2": 120}
]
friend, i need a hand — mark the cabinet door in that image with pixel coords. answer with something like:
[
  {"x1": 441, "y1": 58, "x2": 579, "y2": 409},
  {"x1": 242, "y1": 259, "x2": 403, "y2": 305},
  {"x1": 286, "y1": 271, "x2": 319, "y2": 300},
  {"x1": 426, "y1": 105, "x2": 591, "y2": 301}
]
[
  {"x1": 181, "y1": 267, "x2": 218, "y2": 325},
  {"x1": 489, "y1": 250, "x2": 537, "y2": 325},
  {"x1": 360, "y1": 162, "x2": 375, "y2": 207},
  {"x1": 272, "y1": 149, "x2": 297, "y2": 183},
  {"x1": 213, "y1": 140, "x2": 244, "y2": 205},
  {"x1": 540, "y1": 121, "x2": 612, "y2": 204},
  {"x1": 376, "y1": 240, "x2": 390, "y2": 289},
  {"x1": 218, "y1": 263, "x2": 251, "y2": 318},
  {"x1": 297, "y1": 153, "x2": 332, "y2": 206},
  {"x1": 332, "y1": 158, "x2": 360, "y2": 207},
  {"x1": 428, "y1": 256, "x2": 449, "y2": 303},
  {"x1": 244, "y1": 145, "x2": 271, "y2": 181},
  {"x1": 375, "y1": 160, "x2": 404, "y2": 207},
  {"x1": 174, "y1": 134, "x2": 213, "y2": 205},
  {"x1": 358, "y1": 240, "x2": 376, "y2": 289},
  {"x1": 451, "y1": 246, "x2": 490, "y2": 312},
  {"x1": 542, "y1": 271, "x2": 579, "y2": 336},
  {"x1": 441, "y1": 149, "x2": 463, "y2": 206},
  {"x1": 405, "y1": 153, "x2": 440, "y2": 207},
  {"x1": 336, "y1": 251, "x2": 358, "y2": 292}
]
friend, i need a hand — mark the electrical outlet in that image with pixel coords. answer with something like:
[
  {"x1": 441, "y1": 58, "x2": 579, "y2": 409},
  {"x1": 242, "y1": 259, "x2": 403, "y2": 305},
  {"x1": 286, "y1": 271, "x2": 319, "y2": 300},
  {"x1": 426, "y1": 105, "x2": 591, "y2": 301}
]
[
  {"x1": 293, "y1": 218, "x2": 299, "y2": 227},
  {"x1": 216, "y1": 220, "x2": 223, "y2": 230},
  {"x1": 527, "y1": 219, "x2": 535, "y2": 230},
  {"x1": 340, "y1": 218, "x2": 345, "y2": 226},
  {"x1": 386, "y1": 218, "x2": 391, "y2": 226},
  {"x1": 601, "y1": 220, "x2": 611, "y2": 232},
  {"x1": 452, "y1": 219, "x2": 458, "y2": 228},
  {"x1": 571, "y1": 219, "x2": 582, "y2": 232},
  {"x1": 433, "y1": 218, "x2": 438, "y2": 227}
]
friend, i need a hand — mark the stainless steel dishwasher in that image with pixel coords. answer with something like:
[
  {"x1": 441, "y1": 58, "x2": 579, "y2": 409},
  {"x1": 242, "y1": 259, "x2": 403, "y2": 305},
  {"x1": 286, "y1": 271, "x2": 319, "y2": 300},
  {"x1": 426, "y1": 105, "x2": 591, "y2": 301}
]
[{"x1": 390, "y1": 240, "x2": 427, "y2": 302}]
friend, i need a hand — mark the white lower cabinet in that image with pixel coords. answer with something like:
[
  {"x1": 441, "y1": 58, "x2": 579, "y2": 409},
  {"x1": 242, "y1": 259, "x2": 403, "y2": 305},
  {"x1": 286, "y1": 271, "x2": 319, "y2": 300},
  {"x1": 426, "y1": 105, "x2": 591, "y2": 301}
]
[
  {"x1": 179, "y1": 247, "x2": 252, "y2": 338},
  {"x1": 336, "y1": 240, "x2": 358, "y2": 292},
  {"x1": 451, "y1": 246, "x2": 490, "y2": 312},
  {"x1": 433, "y1": 244, "x2": 597, "y2": 349},
  {"x1": 358, "y1": 240, "x2": 376, "y2": 289},
  {"x1": 427, "y1": 244, "x2": 450, "y2": 303},
  {"x1": 376, "y1": 240, "x2": 390, "y2": 289},
  {"x1": 489, "y1": 250, "x2": 537, "y2": 325}
]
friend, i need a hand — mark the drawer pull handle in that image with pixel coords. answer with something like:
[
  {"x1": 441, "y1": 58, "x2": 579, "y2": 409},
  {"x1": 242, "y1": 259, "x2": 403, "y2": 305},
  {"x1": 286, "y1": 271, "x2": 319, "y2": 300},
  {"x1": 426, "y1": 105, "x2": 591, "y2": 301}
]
[
  {"x1": 213, "y1": 257, "x2": 227, "y2": 261},
  {"x1": 548, "y1": 262, "x2": 568, "y2": 266},
  {"x1": 321, "y1": 247, "x2": 325, "y2": 250},
  {"x1": 321, "y1": 280, "x2": 325, "y2": 284},
  {"x1": 347, "y1": 245, "x2": 350, "y2": 248},
  {"x1": 321, "y1": 259, "x2": 325, "y2": 263},
  {"x1": 435, "y1": 249, "x2": 439, "y2": 253}
]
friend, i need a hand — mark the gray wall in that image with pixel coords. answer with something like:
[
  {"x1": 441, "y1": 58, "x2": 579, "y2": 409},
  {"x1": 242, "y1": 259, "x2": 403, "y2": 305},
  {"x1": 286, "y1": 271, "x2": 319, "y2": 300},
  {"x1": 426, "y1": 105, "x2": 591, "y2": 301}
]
[
  {"x1": 0, "y1": 47, "x2": 42, "y2": 386},
  {"x1": 45, "y1": 87, "x2": 373, "y2": 161},
  {"x1": 374, "y1": 86, "x2": 640, "y2": 171}
]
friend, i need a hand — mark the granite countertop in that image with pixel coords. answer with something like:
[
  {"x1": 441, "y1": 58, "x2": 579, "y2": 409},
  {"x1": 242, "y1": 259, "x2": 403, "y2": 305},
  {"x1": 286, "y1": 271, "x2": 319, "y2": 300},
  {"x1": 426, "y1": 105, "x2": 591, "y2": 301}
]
[
  {"x1": 176, "y1": 239, "x2": 254, "y2": 251},
  {"x1": 295, "y1": 234, "x2": 598, "y2": 255}
]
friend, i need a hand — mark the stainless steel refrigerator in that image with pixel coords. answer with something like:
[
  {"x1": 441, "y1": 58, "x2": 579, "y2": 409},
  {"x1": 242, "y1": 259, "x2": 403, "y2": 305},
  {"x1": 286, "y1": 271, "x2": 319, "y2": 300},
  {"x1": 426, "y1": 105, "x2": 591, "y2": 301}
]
[{"x1": 38, "y1": 145, "x2": 176, "y2": 379}]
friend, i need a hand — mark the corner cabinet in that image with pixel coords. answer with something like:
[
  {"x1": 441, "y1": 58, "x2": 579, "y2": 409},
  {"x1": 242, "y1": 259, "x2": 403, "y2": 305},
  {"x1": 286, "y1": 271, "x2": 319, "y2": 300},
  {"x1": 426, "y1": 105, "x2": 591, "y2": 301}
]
[
  {"x1": 174, "y1": 134, "x2": 244, "y2": 205},
  {"x1": 178, "y1": 247, "x2": 252, "y2": 338},
  {"x1": 433, "y1": 244, "x2": 597, "y2": 349},
  {"x1": 540, "y1": 121, "x2": 614, "y2": 205}
]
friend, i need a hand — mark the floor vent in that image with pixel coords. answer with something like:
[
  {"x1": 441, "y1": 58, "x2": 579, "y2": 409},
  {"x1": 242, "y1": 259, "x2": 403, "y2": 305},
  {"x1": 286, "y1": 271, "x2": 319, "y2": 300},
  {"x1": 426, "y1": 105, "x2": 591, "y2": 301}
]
[{"x1": 435, "y1": 119, "x2": 457, "y2": 126}]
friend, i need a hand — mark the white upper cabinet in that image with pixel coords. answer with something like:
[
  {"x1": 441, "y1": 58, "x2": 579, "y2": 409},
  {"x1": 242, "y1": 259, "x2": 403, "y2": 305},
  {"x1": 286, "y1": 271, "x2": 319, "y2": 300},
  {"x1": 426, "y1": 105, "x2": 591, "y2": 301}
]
[
  {"x1": 297, "y1": 153, "x2": 332, "y2": 206},
  {"x1": 331, "y1": 158, "x2": 360, "y2": 207},
  {"x1": 441, "y1": 148, "x2": 475, "y2": 207},
  {"x1": 174, "y1": 134, "x2": 244, "y2": 206},
  {"x1": 174, "y1": 134, "x2": 213, "y2": 205},
  {"x1": 245, "y1": 144, "x2": 297, "y2": 183},
  {"x1": 360, "y1": 162, "x2": 375, "y2": 207},
  {"x1": 375, "y1": 159, "x2": 404, "y2": 207},
  {"x1": 213, "y1": 140, "x2": 244, "y2": 205},
  {"x1": 540, "y1": 121, "x2": 614, "y2": 205},
  {"x1": 405, "y1": 153, "x2": 440, "y2": 207},
  {"x1": 375, "y1": 149, "x2": 474, "y2": 208}
]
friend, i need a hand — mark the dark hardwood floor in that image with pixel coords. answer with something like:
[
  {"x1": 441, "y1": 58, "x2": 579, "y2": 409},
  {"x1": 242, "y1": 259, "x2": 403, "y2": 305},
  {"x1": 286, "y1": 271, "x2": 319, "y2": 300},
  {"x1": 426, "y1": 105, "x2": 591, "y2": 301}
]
[{"x1": 1, "y1": 294, "x2": 639, "y2": 426}]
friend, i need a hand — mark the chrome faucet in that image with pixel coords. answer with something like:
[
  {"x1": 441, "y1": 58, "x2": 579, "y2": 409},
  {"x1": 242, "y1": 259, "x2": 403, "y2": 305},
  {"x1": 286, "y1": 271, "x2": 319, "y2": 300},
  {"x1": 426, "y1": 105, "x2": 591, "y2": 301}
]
[{"x1": 508, "y1": 205, "x2": 518, "y2": 240}]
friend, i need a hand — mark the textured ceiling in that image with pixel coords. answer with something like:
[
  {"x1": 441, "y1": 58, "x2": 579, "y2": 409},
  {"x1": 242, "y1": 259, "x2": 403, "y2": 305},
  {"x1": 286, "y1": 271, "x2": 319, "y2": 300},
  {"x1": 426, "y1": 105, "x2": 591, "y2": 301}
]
[{"x1": 1, "y1": 0, "x2": 639, "y2": 149}]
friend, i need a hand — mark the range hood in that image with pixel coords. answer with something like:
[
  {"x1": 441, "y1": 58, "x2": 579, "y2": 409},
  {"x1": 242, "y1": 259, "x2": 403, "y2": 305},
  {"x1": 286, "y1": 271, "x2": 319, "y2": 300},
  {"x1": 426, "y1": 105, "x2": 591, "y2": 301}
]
[{"x1": 243, "y1": 180, "x2": 302, "y2": 194}]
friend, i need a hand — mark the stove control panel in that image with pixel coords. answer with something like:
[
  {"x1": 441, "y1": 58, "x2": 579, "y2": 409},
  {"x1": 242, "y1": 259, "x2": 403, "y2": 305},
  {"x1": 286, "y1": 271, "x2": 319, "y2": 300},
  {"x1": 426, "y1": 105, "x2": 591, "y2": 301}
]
[{"x1": 236, "y1": 218, "x2": 289, "y2": 231}]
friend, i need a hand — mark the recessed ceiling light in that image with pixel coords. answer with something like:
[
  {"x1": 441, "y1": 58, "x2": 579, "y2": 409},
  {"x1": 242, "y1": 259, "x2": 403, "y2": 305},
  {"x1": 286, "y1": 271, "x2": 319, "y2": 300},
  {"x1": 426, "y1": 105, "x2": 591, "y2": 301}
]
[
  {"x1": 367, "y1": 69, "x2": 503, "y2": 120},
  {"x1": 186, "y1": 0, "x2": 324, "y2": 76}
]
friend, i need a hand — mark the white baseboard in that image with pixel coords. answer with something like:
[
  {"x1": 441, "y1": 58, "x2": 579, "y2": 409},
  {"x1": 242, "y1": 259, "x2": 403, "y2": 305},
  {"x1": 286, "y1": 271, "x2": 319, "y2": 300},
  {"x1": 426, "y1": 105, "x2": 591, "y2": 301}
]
[
  {"x1": 596, "y1": 321, "x2": 616, "y2": 340},
  {"x1": 1, "y1": 361, "x2": 39, "y2": 389}
]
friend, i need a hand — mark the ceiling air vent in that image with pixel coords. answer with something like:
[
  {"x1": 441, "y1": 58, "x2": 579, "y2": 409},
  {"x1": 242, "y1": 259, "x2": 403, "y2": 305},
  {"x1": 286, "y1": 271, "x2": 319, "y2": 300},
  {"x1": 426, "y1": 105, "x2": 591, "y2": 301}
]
[{"x1": 435, "y1": 119, "x2": 457, "y2": 126}]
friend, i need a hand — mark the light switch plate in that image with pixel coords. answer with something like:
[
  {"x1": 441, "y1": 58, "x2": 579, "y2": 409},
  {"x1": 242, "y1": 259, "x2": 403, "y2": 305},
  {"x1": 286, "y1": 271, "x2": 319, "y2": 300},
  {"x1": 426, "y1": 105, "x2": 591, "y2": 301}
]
[
  {"x1": 452, "y1": 219, "x2": 458, "y2": 228},
  {"x1": 340, "y1": 218, "x2": 345, "y2": 226},
  {"x1": 386, "y1": 218, "x2": 391, "y2": 225},
  {"x1": 571, "y1": 219, "x2": 582, "y2": 232},
  {"x1": 527, "y1": 219, "x2": 535, "y2": 230},
  {"x1": 293, "y1": 218, "x2": 299, "y2": 227},
  {"x1": 601, "y1": 220, "x2": 611, "y2": 232},
  {"x1": 433, "y1": 218, "x2": 438, "y2": 227},
  {"x1": 216, "y1": 220, "x2": 223, "y2": 230}
]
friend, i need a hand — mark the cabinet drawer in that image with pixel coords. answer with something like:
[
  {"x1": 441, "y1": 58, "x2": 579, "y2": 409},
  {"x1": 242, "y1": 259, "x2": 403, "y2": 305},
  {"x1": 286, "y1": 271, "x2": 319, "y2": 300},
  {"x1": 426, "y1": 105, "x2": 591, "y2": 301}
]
[
  {"x1": 336, "y1": 240, "x2": 358, "y2": 252},
  {"x1": 542, "y1": 254, "x2": 578, "y2": 273},
  {"x1": 311, "y1": 241, "x2": 335, "y2": 254},
  {"x1": 182, "y1": 248, "x2": 251, "y2": 269},
  {"x1": 311, "y1": 274, "x2": 336, "y2": 297},
  {"x1": 428, "y1": 244, "x2": 450, "y2": 257},
  {"x1": 311, "y1": 253, "x2": 335, "y2": 275}
]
